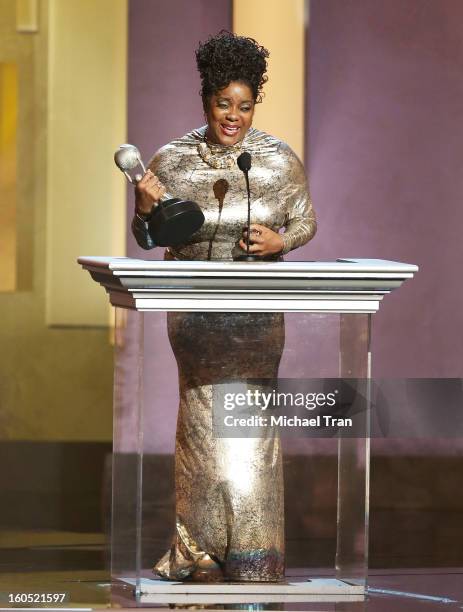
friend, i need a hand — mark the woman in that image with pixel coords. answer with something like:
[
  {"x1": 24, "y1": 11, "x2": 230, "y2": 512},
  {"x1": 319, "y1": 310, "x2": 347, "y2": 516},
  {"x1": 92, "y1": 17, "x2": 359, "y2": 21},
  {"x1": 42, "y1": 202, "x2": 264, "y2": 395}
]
[{"x1": 132, "y1": 31, "x2": 316, "y2": 583}]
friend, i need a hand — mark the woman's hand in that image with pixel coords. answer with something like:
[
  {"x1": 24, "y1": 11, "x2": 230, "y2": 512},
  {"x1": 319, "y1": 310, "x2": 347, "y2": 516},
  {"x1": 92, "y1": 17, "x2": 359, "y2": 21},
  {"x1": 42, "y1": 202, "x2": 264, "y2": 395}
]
[
  {"x1": 134, "y1": 170, "x2": 166, "y2": 216},
  {"x1": 239, "y1": 224, "x2": 284, "y2": 257}
]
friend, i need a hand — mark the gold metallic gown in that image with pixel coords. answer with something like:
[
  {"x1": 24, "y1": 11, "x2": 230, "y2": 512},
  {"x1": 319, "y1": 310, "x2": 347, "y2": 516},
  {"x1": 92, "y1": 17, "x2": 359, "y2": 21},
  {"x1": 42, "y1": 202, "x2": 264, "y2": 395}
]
[{"x1": 132, "y1": 126, "x2": 316, "y2": 582}]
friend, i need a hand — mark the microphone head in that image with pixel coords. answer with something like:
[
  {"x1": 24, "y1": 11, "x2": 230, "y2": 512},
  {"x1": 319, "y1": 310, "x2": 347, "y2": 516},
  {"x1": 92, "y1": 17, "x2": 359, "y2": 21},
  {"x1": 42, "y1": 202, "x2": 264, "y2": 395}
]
[
  {"x1": 114, "y1": 144, "x2": 142, "y2": 171},
  {"x1": 237, "y1": 151, "x2": 252, "y2": 172}
]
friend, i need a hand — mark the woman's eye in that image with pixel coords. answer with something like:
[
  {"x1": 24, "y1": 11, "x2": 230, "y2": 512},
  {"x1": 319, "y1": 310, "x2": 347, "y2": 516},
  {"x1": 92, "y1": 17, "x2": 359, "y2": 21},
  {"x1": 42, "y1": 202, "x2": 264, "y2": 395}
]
[{"x1": 241, "y1": 107, "x2": 251, "y2": 112}]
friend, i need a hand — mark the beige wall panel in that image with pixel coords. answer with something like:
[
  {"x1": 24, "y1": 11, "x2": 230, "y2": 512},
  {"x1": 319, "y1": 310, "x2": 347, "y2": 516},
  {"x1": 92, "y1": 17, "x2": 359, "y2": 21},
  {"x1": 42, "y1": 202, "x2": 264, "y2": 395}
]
[
  {"x1": 16, "y1": 0, "x2": 39, "y2": 32},
  {"x1": 233, "y1": 0, "x2": 306, "y2": 161},
  {"x1": 46, "y1": 0, "x2": 127, "y2": 326},
  {"x1": 0, "y1": 0, "x2": 114, "y2": 441},
  {"x1": 0, "y1": 63, "x2": 17, "y2": 292}
]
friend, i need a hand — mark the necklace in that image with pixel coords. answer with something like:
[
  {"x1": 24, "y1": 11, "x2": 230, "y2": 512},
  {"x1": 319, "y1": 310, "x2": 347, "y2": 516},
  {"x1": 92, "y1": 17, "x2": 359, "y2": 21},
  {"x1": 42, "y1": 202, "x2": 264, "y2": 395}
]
[{"x1": 197, "y1": 136, "x2": 243, "y2": 169}]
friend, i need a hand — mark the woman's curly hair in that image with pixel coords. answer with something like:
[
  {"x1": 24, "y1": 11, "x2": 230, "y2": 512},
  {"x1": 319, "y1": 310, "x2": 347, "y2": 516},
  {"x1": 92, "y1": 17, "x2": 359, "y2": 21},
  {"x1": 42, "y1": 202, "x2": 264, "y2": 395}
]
[{"x1": 196, "y1": 31, "x2": 269, "y2": 106}]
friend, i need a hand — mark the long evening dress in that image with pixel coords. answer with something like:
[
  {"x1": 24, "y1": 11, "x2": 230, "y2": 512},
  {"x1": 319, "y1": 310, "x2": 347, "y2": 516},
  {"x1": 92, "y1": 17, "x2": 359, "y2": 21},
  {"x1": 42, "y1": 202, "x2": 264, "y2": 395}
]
[{"x1": 132, "y1": 126, "x2": 316, "y2": 582}]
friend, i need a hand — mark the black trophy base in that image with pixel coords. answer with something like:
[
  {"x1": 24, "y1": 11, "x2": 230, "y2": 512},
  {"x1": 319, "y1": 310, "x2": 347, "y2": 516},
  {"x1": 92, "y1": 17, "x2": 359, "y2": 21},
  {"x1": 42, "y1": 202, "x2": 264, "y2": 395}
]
[
  {"x1": 233, "y1": 253, "x2": 262, "y2": 261},
  {"x1": 148, "y1": 198, "x2": 205, "y2": 247}
]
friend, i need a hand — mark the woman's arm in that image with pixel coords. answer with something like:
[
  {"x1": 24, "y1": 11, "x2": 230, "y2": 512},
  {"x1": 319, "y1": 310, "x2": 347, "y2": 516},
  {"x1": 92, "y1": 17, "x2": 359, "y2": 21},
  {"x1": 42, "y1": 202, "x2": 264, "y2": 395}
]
[
  {"x1": 132, "y1": 213, "x2": 156, "y2": 250},
  {"x1": 238, "y1": 142, "x2": 316, "y2": 257},
  {"x1": 278, "y1": 142, "x2": 317, "y2": 254},
  {"x1": 130, "y1": 149, "x2": 166, "y2": 250}
]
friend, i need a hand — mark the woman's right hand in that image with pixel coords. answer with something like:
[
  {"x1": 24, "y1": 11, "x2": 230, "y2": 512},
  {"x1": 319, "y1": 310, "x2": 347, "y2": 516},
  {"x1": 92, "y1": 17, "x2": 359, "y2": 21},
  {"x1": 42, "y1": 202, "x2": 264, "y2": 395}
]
[{"x1": 134, "y1": 170, "x2": 166, "y2": 216}]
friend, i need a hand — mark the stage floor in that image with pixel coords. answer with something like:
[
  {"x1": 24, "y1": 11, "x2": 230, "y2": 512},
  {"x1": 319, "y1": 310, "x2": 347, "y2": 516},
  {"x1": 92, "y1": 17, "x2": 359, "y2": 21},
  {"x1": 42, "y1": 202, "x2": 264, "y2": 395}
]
[
  {"x1": 0, "y1": 530, "x2": 462, "y2": 610},
  {"x1": 1, "y1": 567, "x2": 462, "y2": 610}
]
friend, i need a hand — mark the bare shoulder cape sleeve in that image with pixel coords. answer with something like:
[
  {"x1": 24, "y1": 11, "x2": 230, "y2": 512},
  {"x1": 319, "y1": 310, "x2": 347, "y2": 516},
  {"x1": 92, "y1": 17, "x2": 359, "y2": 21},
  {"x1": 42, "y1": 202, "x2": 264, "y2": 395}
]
[{"x1": 277, "y1": 142, "x2": 317, "y2": 255}]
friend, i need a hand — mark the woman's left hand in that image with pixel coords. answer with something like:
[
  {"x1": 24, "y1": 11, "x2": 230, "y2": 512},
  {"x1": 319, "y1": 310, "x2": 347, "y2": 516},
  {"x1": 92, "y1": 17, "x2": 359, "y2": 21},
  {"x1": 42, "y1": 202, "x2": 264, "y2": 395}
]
[{"x1": 239, "y1": 224, "x2": 284, "y2": 257}]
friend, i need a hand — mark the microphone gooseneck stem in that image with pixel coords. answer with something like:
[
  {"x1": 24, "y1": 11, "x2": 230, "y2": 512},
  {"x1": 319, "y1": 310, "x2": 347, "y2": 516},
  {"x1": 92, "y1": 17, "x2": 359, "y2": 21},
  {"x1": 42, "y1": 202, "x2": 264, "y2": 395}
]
[{"x1": 244, "y1": 171, "x2": 251, "y2": 255}]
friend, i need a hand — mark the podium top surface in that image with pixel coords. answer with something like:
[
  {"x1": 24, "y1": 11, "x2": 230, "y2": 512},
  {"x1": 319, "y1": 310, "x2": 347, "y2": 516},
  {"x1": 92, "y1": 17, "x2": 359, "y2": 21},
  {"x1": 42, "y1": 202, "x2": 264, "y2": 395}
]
[
  {"x1": 78, "y1": 256, "x2": 417, "y2": 275},
  {"x1": 77, "y1": 256, "x2": 418, "y2": 313}
]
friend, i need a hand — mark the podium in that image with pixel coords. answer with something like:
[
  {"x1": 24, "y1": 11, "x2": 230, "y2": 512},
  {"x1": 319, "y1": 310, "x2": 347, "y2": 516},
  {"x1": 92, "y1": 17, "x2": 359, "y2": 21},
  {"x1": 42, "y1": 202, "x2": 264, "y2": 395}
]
[{"x1": 78, "y1": 256, "x2": 417, "y2": 605}]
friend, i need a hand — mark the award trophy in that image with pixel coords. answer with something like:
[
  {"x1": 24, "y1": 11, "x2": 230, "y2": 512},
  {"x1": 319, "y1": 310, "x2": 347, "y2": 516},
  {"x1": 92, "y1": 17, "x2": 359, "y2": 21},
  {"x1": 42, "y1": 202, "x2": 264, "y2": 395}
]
[{"x1": 114, "y1": 144, "x2": 204, "y2": 246}]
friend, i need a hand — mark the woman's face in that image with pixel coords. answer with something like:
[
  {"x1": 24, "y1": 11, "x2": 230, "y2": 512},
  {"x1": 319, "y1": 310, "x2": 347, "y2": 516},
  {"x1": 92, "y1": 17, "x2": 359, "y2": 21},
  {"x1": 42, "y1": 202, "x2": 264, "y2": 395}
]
[{"x1": 205, "y1": 81, "x2": 255, "y2": 146}]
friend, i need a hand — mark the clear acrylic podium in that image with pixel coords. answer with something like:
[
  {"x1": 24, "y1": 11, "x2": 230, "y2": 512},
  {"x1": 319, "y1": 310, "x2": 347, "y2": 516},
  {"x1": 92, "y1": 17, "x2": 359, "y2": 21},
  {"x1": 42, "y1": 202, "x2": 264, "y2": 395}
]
[{"x1": 78, "y1": 256, "x2": 417, "y2": 606}]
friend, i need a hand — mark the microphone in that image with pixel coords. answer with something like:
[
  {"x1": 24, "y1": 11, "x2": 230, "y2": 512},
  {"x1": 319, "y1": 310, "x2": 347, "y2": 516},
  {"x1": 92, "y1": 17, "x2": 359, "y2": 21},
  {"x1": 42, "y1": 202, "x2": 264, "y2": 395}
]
[
  {"x1": 114, "y1": 144, "x2": 204, "y2": 246},
  {"x1": 237, "y1": 151, "x2": 251, "y2": 173},
  {"x1": 235, "y1": 152, "x2": 257, "y2": 261}
]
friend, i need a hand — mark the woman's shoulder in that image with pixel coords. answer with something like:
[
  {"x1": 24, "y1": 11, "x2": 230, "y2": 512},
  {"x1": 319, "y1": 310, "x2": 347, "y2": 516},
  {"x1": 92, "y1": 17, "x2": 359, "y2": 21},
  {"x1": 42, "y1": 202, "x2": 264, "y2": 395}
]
[
  {"x1": 146, "y1": 127, "x2": 205, "y2": 170},
  {"x1": 246, "y1": 128, "x2": 305, "y2": 178},
  {"x1": 245, "y1": 128, "x2": 301, "y2": 161},
  {"x1": 167, "y1": 126, "x2": 207, "y2": 148}
]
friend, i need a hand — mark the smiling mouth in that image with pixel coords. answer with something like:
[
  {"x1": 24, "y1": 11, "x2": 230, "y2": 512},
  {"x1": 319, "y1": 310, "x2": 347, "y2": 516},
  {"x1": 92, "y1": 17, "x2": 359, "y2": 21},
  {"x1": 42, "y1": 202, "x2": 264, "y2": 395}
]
[{"x1": 220, "y1": 124, "x2": 240, "y2": 136}]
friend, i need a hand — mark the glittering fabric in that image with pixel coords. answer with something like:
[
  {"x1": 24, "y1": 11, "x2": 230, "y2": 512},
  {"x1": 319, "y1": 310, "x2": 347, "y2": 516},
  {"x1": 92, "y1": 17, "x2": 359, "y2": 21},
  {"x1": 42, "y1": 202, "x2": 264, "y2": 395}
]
[
  {"x1": 131, "y1": 127, "x2": 316, "y2": 582},
  {"x1": 132, "y1": 125, "x2": 316, "y2": 258}
]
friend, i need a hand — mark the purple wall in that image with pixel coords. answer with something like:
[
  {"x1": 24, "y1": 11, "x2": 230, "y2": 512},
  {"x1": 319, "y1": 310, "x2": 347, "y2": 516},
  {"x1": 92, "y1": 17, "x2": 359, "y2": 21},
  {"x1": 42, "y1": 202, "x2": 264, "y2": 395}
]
[{"x1": 306, "y1": 0, "x2": 463, "y2": 378}]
